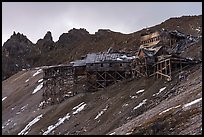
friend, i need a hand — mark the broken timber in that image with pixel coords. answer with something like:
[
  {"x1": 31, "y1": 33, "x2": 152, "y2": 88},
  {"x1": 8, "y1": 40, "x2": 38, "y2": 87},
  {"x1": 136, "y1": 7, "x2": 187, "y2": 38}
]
[{"x1": 151, "y1": 56, "x2": 198, "y2": 81}]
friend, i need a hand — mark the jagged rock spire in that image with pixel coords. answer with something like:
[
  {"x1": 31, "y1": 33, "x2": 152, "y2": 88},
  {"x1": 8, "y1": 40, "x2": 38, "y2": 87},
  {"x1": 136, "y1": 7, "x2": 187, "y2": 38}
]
[{"x1": 43, "y1": 31, "x2": 53, "y2": 41}]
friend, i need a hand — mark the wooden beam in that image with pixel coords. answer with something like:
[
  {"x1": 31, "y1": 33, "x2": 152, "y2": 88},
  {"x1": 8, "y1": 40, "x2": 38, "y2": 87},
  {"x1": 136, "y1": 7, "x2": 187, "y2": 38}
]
[
  {"x1": 134, "y1": 69, "x2": 146, "y2": 77},
  {"x1": 156, "y1": 71, "x2": 171, "y2": 79},
  {"x1": 160, "y1": 62, "x2": 162, "y2": 79},
  {"x1": 106, "y1": 71, "x2": 117, "y2": 81},
  {"x1": 96, "y1": 81, "x2": 106, "y2": 88},
  {"x1": 157, "y1": 63, "x2": 159, "y2": 79},
  {"x1": 115, "y1": 71, "x2": 126, "y2": 80},
  {"x1": 165, "y1": 60, "x2": 167, "y2": 76},
  {"x1": 169, "y1": 59, "x2": 171, "y2": 78}
]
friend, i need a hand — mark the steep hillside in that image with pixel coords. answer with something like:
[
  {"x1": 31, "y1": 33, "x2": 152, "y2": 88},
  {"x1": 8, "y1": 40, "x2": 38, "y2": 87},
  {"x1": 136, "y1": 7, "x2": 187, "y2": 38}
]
[
  {"x1": 2, "y1": 62, "x2": 202, "y2": 135},
  {"x1": 2, "y1": 15, "x2": 202, "y2": 81},
  {"x1": 2, "y1": 15, "x2": 202, "y2": 135}
]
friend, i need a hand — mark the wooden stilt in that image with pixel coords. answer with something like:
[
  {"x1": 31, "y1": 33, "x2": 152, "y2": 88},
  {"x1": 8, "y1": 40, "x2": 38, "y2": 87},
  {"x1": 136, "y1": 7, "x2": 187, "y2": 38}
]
[
  {"x1": 157, "y1": 63, "x2": 159, "y2": 79},
  {"x1": 169, "y1": 59, "x2": 171, "y2": 80},
  {"x1": 165, "y1": 60, "x2": 167, "y2": 77},
  {"x1": 160, "y1": 62, "x2": 162, "y2": 79}
]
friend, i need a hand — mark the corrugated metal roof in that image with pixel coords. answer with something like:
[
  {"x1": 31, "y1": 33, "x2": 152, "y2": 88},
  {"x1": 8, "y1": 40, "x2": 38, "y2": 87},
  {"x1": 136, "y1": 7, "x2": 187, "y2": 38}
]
[
  {"x1": 70, "y1": 59, "x2": 86, "y2": 67},
  {"x1": 70, "y1": 52, "x2": 135, "y2": 66},
  {"x1": 86, "y1": 53, "x2": 117, "y2": 63},
  {"x1": 142, "y1": 46, "x2": 163, "y2": 57}
]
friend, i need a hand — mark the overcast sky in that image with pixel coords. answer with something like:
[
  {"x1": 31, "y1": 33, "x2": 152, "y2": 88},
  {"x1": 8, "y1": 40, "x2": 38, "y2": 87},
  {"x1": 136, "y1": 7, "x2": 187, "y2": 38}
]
[{"x1": 2, "y1": 2, "x2": 202, "y2": 45}]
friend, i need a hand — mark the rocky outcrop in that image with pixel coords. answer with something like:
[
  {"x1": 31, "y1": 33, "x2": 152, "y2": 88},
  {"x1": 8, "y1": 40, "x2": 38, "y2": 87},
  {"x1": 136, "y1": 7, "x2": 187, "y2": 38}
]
[
  {"x1": 3, "y1": 32, "x2": 33, "y2": 57},
  {"x1": 2, "y1": 32, "x2": 34, "y2": 80},
  {"x1": 36, "y1": 31, "x2": 55, "y2": 52},
  {"x1": 57, "y1": 28, "x2": 90, "y2": 47}
]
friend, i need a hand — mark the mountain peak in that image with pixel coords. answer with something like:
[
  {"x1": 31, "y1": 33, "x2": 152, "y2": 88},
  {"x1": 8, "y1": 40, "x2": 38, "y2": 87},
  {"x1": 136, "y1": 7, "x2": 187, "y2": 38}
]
[
  {"x1": 68, "y1": 28, "x2": 89, "y2": 35},
  {"x1": 43, "y1": 31, "x2": 53, "y2": 41},
  {"x1": 10, "y1": 31, "x2": 28, "y2": 41}
]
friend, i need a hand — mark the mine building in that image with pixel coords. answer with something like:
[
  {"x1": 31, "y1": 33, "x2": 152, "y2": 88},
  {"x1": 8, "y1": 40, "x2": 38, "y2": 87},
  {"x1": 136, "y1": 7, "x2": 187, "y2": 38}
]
[
  {"x1": 41, "y1": 51, "x2": 135, "y2": 107},
  {"x1": 133, "y1": 29, "x2": 199, "y2": 80},
  {"x1": 41, "y1": 29, "x2": 200, "y2": 107},
  {"x1": 84, "y1": 52, "x2": 134, "y2": 91}
]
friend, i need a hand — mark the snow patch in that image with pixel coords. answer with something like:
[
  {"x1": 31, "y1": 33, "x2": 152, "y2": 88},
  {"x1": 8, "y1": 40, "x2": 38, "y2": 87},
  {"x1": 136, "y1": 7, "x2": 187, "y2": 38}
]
[
  {"x1": 13, "y1": 123, "x2": 17, "y2": 127},
  {"x1": 195, "y1": 28, "x2": 200, "y2": 32},
  {"x1": 183, "y1": 97, "x2": 202, "y2": 108},
  {"x1": 73, "y1": 104, "x2": 86, "y2": 115},
  {"x1": 156, "y1": 87, "x2": 166, "y2": 95},
  {"x1": 33, "y1": 69, "x2": 42, "y2": 77},
  {"x1": 2, "y1": 97, "x2": 7, "y2": 101},
  {"x1": 38, "y1": 79, "x2": 43, "y2": 83},
  {"x1": 116, "y1": 58, "x2": 123, "y2": 61},
  {"x1": 126, "y1": 131, "x2": 133, "y2": 135},
  {"x1": 25, "y1": 79, "x2": 30, "y2": 82},
  {"x1": 43, "y1": 113, "x2": 70, "y2": 135},
  {"x1": 32, "y1": 82, "x2": 43, "y2": 94},
  {"x1": 133, "y1": 99, "x2": 147, "y2": 110},
  {"x1": 159, "y1": 105, "x2": 181, "y2": 115},
  {"x1": 117, "y1": 55, "x2": 136, "y2": 60},
  {"x1": 18, "y1": 114, "x2": 43, "y2": 135},
  {"x1": 122, "y1": 55, "x2": 136, "y2": 60},
  {"x1": 16, "y1": 112, "x2": 21, "y2": 115},
  {"x1": 130, "y1": 95, "x2": 137, "y2": 99},
  {"x1": 94, "y1": 105, "x2": 109, "y2": 120},
  {"x1": 136, "y1": 89, "x2": 145, "y2": 94},
  {"x1": 2, "y1": 119, "x2": 13, "y2": 129},
  {"x1": 72, "y1": 102, "x2": 85, "y2": 110},
  {"x1": 21, "y1": 104, "x2": 29, "y2": 111},
  {"x1": 39, "y1": 101, "x2": 45, "y2": 107},
  {"x1": 11, "y1": 106, "x2": 16, "y2": 110},
  {"x1": 109, "y1": 132, "x2": 116, "y2": 135},
  {"x1": 122, "y1": 103, "x2": 129, "y2": 107}
]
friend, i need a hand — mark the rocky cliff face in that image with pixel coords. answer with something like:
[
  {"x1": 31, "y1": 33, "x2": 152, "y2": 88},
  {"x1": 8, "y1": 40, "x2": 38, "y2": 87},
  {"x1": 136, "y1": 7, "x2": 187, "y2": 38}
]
[
  {"x1": 36, "y1": 31, "x2": 55, "y2": 52},
  {"x1": 2, "y1": 32, "x2": 34, "y2": 80},
  {"x1": 2, "y1": 15, "x2": 202, "y2": 81},
  {"x1": 57, "y1": 28, "x2": 90, "y2": 47},
  {"x1": 2, "y1": 32, "x2": 33, "y2": 57}
]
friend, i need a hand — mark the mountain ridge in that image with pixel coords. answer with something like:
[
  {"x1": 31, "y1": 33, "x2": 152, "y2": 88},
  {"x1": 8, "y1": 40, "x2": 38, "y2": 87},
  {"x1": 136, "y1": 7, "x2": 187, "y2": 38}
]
[{"x1": 2, "y1": 15, "x2": 202, "y2": 81}]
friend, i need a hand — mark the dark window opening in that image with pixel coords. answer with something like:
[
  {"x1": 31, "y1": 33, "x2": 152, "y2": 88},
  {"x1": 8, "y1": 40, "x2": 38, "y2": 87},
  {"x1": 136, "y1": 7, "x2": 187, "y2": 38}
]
[{"x1": 101, "y1": 63, "x2": 103, "y2": 67}]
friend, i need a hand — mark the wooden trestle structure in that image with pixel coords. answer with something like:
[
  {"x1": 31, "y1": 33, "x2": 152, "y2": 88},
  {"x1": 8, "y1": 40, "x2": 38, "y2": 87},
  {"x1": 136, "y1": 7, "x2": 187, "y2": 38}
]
[
  {"x1": 86, "y1": 71, "x2": 130, "y2": 91},
  {"x1": 41, "y1": 52, "x2": 199, "y2": 107},
  {"x1": 151, "y1": 56, "x2": 197, "y2": 81},
  {"x1": 42, "y1": 65, "x2": 77, "y2": 106},
  {"x1": 85, "y1": 61, "x2": 132, "y2": 91},
  {"x1": 41, "y1": 59, "x2": 133, "y2": 106}
]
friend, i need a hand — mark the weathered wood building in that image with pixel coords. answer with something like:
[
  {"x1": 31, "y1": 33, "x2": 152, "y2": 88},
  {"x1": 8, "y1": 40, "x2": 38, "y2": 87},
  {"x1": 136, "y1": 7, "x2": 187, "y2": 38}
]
[
  {"x1": 140, "y1": 29, "x2": 186, "y2": 50},
  {"x1": 133, "y1": 29, "x2": 198, "y2": 80},
  {"x1": 41, "y1": 29, "x2": 199, "y2": 107},
  {"x1": 42, "y1": 65, "x2": 77, "y2": 106},
  {"x1": 84, "y1": 53, "x2": 133, "y2": 91},
  {"x1": 41, "y1": 52, "x2": 135, "y2": 106}
]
